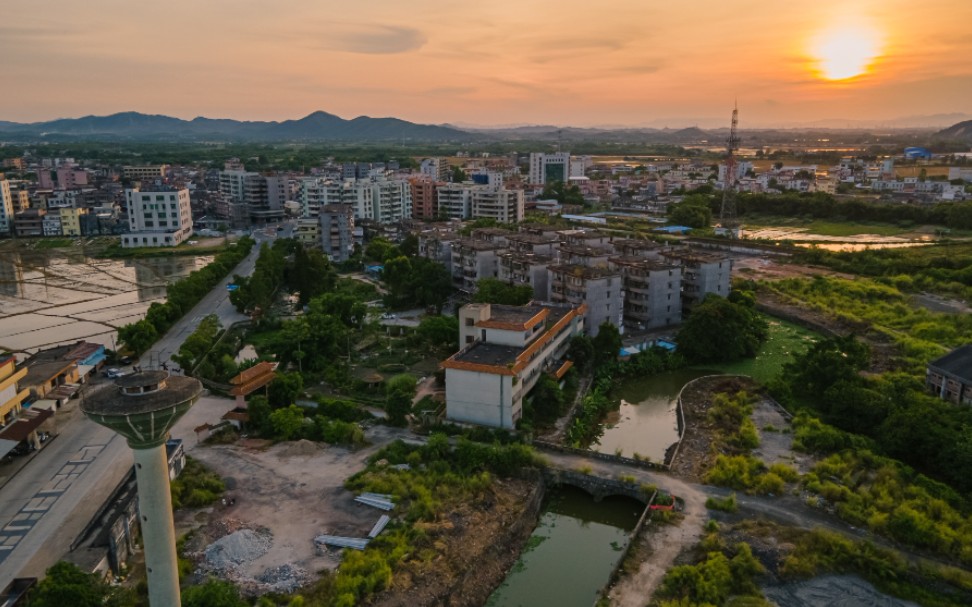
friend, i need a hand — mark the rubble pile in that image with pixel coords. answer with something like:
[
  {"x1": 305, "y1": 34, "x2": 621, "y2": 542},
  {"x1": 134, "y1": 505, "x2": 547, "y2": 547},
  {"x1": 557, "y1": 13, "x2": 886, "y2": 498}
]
[
  {"x1": 203, "y1": 528, "x2": 272, "y2": 572},
  {"x1": 257, "y1": 564, "x2": 308, "y2": 594}
]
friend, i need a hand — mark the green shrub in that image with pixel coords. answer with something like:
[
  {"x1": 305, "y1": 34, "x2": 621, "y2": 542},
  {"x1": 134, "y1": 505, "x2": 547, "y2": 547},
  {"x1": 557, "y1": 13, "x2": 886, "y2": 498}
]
[{"x1": 706, "y1": 493, "x2": 738, "y2": 513}]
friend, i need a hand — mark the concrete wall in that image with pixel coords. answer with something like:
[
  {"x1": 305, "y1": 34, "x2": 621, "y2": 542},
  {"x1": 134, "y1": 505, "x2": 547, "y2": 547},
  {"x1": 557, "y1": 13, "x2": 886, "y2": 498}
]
[{"x1": 446, "y1": 370, "x2": 516, "y2": 429}]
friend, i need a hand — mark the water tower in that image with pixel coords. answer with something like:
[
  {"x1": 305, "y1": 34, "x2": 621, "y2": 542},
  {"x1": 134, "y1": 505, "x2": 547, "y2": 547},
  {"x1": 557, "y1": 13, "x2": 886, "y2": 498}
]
[{"x1": 82, "y1": 371, "x2": 202, "y2": 607}]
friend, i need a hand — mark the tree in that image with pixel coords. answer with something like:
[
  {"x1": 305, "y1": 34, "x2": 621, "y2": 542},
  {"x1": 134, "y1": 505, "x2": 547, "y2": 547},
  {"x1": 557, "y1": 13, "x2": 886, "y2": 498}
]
[
  {"x1": 782, "y1": 335, "x2": 870, "y2": 399},
  {"x1": 118, "y1": 319, "x2": 158, "y2": 356},
  {"x1": 29, "y1": 561, "x2": 112, "y2": 607},
  {"x1": 289, "y1": 247, "x2": 336, "y2": 306},
  {"x1": 182, "y1": 579, "x2": 247, "y2": 607},
  {"x1": 592, "y1": 322, "x2": 623, "y2": 367},
  {"x1": 268, "y1": 372, "x2": 304, "y2": 408},
  {"x1": 529, "y1": 374, "x2": 566, "y2": 424},
  {"x1": 669, "y1": 193, "x2": 713, "y2": 228},
  {"x1": 676, "y1": 294, "x2": 768, "y2": 363},
  {"x1": 451, "y1": 165, "x2": 467, "y2": 182},
  {"x1": 541, "y1": 180, "x2": 584, "y2": 206},
  {"x1": 416, "y1": 315, "x2": 458, "y2": 351},
  {"x1": 365, "y1": 237, "x2": 397, "y2": 263},
  {"x1": 473, "y1": 277, "x2": 534, "y2": 306},
  {"x1": 270, "y1": 404, "x2": 306, "y2": 440},
  {"x1": 385, "y1": 374, "x2": 417, "y2": 426},
  {"x1": 568, "y1": 335, "x2": 595, "y2": 373}
]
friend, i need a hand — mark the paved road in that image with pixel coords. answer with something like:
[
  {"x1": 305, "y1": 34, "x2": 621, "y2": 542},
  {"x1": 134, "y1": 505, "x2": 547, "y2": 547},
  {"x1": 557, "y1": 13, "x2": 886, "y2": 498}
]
[{"x1": 0, "y1": 234, "x2": 267, "y2": 587}]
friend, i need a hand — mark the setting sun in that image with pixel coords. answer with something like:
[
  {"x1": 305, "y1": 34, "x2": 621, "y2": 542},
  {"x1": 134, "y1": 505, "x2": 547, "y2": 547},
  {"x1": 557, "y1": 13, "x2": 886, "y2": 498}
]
[{"x1": 813, "y1": 24, "x2": 882, "y2": 80}]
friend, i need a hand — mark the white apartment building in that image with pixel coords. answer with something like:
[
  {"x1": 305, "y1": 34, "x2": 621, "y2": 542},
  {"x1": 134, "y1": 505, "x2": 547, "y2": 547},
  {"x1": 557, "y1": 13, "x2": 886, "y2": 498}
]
[
  {"x1": 529, "y1": 152, "x2": 571, "y2": 185},
  {"x1": 442, "y1": 302, "x2": 586, "y2": 429},
  {"x1": 436, "y1": 182, "x2": 472, "y2": 220},
  {"x1": 471, "y1": 188, "x2": 524, "y2": 223},
  {"x1": 306, "y1": 177, "x2": 411, "y2": 224},
  {"x1": 122, "y1": 186, "x2": 193, "y2": 248}
]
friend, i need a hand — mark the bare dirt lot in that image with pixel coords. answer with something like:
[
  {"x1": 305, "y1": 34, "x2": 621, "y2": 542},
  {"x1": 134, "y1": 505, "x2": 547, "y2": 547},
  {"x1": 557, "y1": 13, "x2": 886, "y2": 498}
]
[{"x1": 178, "y1": 427, "x2": 408, "y2": 594}]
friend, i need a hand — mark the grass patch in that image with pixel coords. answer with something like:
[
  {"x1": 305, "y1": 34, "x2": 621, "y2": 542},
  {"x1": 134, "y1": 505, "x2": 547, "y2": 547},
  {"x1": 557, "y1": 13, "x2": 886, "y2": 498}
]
[
  {"x1": 706, "y1": 493, "x2": 738, "y2": 512},
  {"x1": 697, "y1": 316, "x2": 819, "y2": 383},
  {"x1": 34, "y1": 237, "x2": 76, "y2": 249}
]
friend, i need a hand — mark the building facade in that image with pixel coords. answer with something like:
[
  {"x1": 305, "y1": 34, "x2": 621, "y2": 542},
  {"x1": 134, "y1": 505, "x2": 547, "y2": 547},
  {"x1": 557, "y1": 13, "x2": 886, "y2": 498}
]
[
  {"x1": 319, "y1": 204, "x2": 355, "y2": 263},
  {"x1": 122, "y1": 186, "x2": 193, "y2": 248},
  {"x1": 442, "y1": 302, "x2": 585, "y2": 429},
  {"x1": 926, "y1": 345, "x2": 972, "y2": 405}
]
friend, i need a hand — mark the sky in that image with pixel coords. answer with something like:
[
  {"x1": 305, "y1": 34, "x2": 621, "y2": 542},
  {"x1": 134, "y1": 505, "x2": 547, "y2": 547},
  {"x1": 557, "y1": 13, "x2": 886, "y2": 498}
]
[{"x1": 3, "y1": 0, "x2": 972, "y2": 128}]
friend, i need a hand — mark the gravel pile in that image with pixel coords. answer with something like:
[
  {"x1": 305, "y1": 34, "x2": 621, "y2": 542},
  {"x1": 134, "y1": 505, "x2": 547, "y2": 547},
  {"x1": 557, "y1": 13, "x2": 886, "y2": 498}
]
[
  {"x1": 257, "y1": 564, "x2": 308, "y2": 594},
  {"x1": 204, "y1": 528, "x2": 272, "y2": 571}
]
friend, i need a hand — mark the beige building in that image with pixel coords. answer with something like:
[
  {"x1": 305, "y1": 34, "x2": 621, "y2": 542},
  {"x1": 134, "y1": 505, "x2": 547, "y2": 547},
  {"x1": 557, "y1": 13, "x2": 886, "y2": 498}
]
[
  {"x1": 59, "y1": 207, "x2": 88, "y2": 237},
  {"x1": 123, "y1": 186, "x2": 193, "y2": 248},
  {"x1": 442, "y1": 302, "x2": 585, "y2": 429}
]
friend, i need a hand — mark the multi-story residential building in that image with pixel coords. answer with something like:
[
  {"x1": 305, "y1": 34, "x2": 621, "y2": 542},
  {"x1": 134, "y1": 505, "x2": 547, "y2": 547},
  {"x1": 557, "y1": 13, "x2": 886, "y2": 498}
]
[
  {"x1": 0, "y1": 179, "x2": 12, "y2": 234},
  {"x1": 42, "y1": 214, "x2": 62, "y2": 237},
  {"x1": 409, "y1": 176, "x2": 438, "y2": 220},
  {"x1": 948, "y1": 167, "x2": 972, "y2": 183},
  {"x1": 611, "y1": 238, "x2": 663, "y2": 260},
  {"x1": 0, "y1": 355, "x2": 30, "y2": 428},
  {"x1": 14, "y1": 208, "x2": 46, "y2": 237},
  {"x1": 420, "y1": 157, "x2": 449, "y2": 181},
  {"x1": 660, "y1": 250, "x2": 732, "y2": 308},
  {"x1": 471, "y1": 187, "x2": 524, "y2": 223},
  {"x1": 56, "y1": 167, "x2": 88, "y2": 189},
  {"x1": 122, "y1": 185, "x2": 193, "y2": 248},
  {"x1": 926, "y1": 345, "x2": 972, "y2": 405},
  {"x1": 219, "y1": 170, "x2": 285, "y2": 222},
  {"x1": 529, "y1": 152, "x2": 571, "y2": 185},
  {"x1": 547, "y1": 264, "x2": 622, "y2": 336},
  {"x1": 497, "y1": 250, "x2": 552, "y2": 301},
  {"x1": 295, "y1": 218, "x2": 321, "y2": 249},
  {"x1": 123, "y1": 165, "x2": 168, "y2": 181},
  {"x1": 451, "y1": 238, "x2": 504, "y2": 293},
  {"x1": 59, "y1": 207, "x2": 87, "y2": 237},
  {"x1": 506, "y1": 231, "x2": 560, "y2": 257},
  {"x1": 436, "y1": 182, "x2": 471, "y2": 220},
  {"x1": 320, "y1": 204, "x2": 355, "y2": 263},
  {"x1": 442, "y1": 302, "x2": 586, "y2": 429},
  {"x1": 417, "y1": 228, "x2": 459, "y2": 265},
  {"x1": 611, "y1": 257, "x2": 682, "y2": 329}
]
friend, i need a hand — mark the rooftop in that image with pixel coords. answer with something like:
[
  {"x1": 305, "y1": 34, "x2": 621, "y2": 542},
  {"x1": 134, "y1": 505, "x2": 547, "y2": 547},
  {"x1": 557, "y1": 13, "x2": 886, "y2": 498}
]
[
  {"x1": 82, "y1": 373, "x2": 201, "y2": 417},
  {"x1": 929, "y1": 345, "x2": 972, "y2": 381},
  {"x1": 660, "y1": 249, "x2": 729, "y2": 264},
  {"x1": 610, "y1": 256, "x2": 680, "y2": 271},
  {"x1": 452, "y1": 342, "x2": 521, "y2": 368},
  {"x1": 549, "y1": 264, "x2": 620, "y2": 280}
]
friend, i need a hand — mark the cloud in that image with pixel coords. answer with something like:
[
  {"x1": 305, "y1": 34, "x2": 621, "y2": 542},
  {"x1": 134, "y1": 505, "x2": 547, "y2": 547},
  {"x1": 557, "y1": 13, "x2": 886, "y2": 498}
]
[{"x1": 326, "y1": 25, "x2": 426, "y2": 54}]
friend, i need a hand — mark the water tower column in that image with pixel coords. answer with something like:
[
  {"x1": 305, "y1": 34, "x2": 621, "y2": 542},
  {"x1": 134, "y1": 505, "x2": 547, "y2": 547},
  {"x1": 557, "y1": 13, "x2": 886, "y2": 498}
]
[{"x1": 133, "y1": 444, "x2": 181, "y2": 607}]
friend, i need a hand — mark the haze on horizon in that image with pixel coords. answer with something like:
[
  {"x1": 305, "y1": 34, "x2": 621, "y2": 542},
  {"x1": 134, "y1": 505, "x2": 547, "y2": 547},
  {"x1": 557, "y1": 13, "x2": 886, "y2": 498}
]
[{"x1": 3, "y1": 0, "x2": 971, "y2": 129}]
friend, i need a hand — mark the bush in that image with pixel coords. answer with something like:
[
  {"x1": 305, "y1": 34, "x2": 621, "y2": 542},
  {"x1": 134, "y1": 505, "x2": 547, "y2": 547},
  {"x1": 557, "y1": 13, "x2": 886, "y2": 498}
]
[
  {"x1": 171, "y1": 457, "x2": 225, "y2": 509},
  {"x1": 706, "y1": 493, "x2": 739, "y2": 513}
]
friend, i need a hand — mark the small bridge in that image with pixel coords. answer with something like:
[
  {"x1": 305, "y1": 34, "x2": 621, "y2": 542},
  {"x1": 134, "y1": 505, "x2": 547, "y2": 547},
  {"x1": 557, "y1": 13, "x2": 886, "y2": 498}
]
[{"x1": 542, "y1": 468, "x2": 654, "y2": 504}]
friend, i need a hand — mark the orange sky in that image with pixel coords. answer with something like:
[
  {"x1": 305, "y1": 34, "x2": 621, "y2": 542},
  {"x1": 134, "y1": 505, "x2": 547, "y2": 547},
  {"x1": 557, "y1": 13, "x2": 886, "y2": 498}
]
[{"x1": 3, "y1": 0, "x2": 971, "y2": 127}]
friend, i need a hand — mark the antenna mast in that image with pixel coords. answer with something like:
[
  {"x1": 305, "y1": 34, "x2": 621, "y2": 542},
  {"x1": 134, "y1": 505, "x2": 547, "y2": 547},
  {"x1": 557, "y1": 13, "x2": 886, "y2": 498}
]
[{"x1": 719, "y1": 102, "x2": 741, "y2": 235}]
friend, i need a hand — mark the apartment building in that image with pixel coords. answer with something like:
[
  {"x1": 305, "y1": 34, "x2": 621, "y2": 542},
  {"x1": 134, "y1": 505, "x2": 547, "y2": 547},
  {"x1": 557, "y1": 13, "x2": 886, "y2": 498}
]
[
  {"x1": 547, "y1": 264, "x2": 622, "y2": 336},
  {"x1": 295, "y1": 218, "x2": 321, "y2": 248},
  {"x1": 42, "y1": 214, "x2": 62, "y2": 237},
  {"x1": 471, "y1": 187, "x2": 524, "y2": 223},
  {"x1": 59, "y1": 207, "x2": 87, "y2": 237},
  {"x1": 436, "y1": 182, "x2": 471, "y2": 220},
  {"x1": 497, "y1": 250, "x2": 552, "y2": 301},
  {"x1": 123, "y1": 165, "x2": 168, "y2": 181},
  {"x1": 611, "y1": 257, "x2": 682, "y2": 329},
  {"x1": 417, "y1": 228, "x2": 459, "y2": 264},
  {"x1": 319, "y1": 204, "x2": 355, "y2": 263},
  {"x1": 409, "y1": 176, "x2": 437, "y2": 220},
  {"x1": 442, "y1": 302, "x2": 586, "y2": 429},
  {"x1": 14, "y1": 208, "x2": 46, "y2": 237},
  {"x1": 0, "y1": 179, "x2": 12, "y2": 234},
  {"x1": 451, "y1": 238, "x2": 504, "y2": 293},
  {"x1": 660, "y1": 250, "x2": 732, "y2": 308},
  {"x1": 420, "y1": 157, "x2": 449, "y2": 181},
  {"x1": 122, "y1": 186, "x2": 193, "y2": 248}
]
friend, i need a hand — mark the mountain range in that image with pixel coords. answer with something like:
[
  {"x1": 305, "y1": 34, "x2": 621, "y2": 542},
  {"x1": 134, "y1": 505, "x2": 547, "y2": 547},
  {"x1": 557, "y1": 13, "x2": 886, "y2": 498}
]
[{"x1": 0, "y1": 111, "x2": 474, "y2": 143}]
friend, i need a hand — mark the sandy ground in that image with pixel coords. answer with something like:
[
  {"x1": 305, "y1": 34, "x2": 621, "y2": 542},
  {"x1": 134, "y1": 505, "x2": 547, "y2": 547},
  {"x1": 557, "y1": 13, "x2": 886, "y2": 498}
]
[
  {"x1": 732, "y1": 255, "x2": 854, "y2": 282},
  {"x1": 178, "y1": 425, "x2": 410, "y2": 593}
]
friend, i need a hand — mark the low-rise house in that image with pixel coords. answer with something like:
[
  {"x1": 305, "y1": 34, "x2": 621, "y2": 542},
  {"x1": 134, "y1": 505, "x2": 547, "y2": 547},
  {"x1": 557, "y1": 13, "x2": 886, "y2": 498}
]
[
  {"x1": 926, "y1": 345, "x2": 972, "y2": 405},
  {"x1": 442, "y1": 302, "x2": 585, "y2": 429}
]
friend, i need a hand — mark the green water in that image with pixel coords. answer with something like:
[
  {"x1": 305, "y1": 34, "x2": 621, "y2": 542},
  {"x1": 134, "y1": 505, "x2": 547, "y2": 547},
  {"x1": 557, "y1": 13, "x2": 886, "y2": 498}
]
[
  {"x1": 594, "y1": 367, "x2": 719, "y2": 461},
  {"x1": 486, "y1": 487, "x2": 643, "y2": 607}
]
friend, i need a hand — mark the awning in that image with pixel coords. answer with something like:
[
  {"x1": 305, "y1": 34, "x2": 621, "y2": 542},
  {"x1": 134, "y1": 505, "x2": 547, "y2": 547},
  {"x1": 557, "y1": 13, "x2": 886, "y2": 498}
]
[
  {"x1": 77, "y1": 364, "x2": 95, "y2": 378},
  {"x1": 0, "y1": 408, "x2": 54, "y2": 443},
  {"x1": 31, "y1": 400, "x2": 58, "y2": 412},
  {"x1": 0, "y1": 439, "x2": 19, "y2": 459}
]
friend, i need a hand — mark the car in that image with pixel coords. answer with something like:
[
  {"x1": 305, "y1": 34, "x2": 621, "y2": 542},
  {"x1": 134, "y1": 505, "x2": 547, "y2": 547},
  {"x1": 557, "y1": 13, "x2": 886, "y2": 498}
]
[
  {"x1": 380, "y1": 313, "x2": 397, "y2": 320},
  {"x1": 119, "y1": 356, "x2": 133, "y2": 365},
  {"x1": 103, "y1": 368, "x2": 126, "y2": 379}
]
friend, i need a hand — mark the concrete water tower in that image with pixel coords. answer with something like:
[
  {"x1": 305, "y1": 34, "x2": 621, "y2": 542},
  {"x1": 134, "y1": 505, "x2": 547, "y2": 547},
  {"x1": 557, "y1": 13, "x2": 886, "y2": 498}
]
[{"x1": 82, "y1": 371, "x2": 202, "y2": 607}]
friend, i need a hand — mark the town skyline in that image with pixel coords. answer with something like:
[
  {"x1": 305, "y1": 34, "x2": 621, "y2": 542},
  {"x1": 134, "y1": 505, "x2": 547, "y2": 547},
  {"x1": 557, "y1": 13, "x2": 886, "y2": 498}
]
[{"x1": 3, "y1": 0, "x2": 971, "y2": 127}]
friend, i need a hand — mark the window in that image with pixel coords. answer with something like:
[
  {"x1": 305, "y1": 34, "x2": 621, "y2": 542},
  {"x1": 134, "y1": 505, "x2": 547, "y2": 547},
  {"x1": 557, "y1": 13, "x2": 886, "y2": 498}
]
[
  {"x1": 466, "y1": 335, "x2": 474, "y2": 344},
  {"x1": 465, "y1": 318, "x2": 474, "y2": 327},
  {"x1": 481, "y1": 329, "x2": 486, "y2": 340},
  {"x1": 145, "y1": 221, "x2": 154, "y2": 227},
  {"x1": 606, "y1": 304, "x2": 611, "y2": 311}
]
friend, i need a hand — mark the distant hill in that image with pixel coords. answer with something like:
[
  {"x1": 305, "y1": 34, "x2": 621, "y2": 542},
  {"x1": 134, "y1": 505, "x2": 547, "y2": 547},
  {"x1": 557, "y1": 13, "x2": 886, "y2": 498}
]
[
  {"x1": 0, "y1": 111, "x2": 475, "y2": 143},
  {"x1": 936, "y1": 120, "x2": 972, "y2": 141}
]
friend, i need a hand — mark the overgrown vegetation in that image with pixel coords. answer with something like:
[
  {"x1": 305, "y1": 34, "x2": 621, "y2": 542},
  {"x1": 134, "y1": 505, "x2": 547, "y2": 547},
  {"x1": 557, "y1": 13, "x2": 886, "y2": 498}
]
[
  {"x1": 170, "y1": 457, "x2": 226, "y2": 509},
  {"x1": 280, "y1": 434, "x2": 541, "y2": 606},
  {"x1": 653, "y1": 530, "x2": 766, "y2": 606},
  {"x1": 676, "y1": 291, "x2": 768, "y2": 364}
]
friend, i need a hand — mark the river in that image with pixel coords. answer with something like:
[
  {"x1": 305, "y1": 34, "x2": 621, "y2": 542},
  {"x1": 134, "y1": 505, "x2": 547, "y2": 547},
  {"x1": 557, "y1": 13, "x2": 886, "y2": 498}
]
[
  {"x1": 486, "y1": 486, "x2": 642, "y2": 607},
  {"x1": 0, "y1": 248, "x2": 212, "y2": 354},
  {"x1": 592, "y1": 368, "x2": 718, "y2": 461}
]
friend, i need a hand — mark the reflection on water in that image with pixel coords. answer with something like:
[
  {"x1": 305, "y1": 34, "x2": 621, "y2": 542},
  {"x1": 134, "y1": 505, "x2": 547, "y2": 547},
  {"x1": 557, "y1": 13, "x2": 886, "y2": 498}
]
[
  {"x1": 795, "y1": 242, "x2": 932, "y2": 252},
  {"x1": 486, "y1": 487, "x2": 641, "y2": 607},
  {"x1": 593, "y1": 368, "x2": 719, "y2": 461},
  {"x1": 0, "y1": 249, "x2": 211, "y2": 353}
]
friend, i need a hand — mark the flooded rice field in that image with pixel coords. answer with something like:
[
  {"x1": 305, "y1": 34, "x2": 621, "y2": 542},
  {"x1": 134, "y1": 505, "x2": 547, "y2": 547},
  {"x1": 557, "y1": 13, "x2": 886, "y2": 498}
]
[{"x1": 0, "y1": 248, "x2": 211, "y2": 354}]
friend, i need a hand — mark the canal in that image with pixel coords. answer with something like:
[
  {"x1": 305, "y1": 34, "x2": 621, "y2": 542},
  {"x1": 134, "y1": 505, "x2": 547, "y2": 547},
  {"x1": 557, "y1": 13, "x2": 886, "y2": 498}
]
[
  {"x1": 0, "y1": 248, "x2": 212, "y2": 353},
  {"x1": 486, "y1": 486, "x2": 643, "y2": 607},
  {"x1": 593, "y1": 368, "x2": 718, "y2": 461}
]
